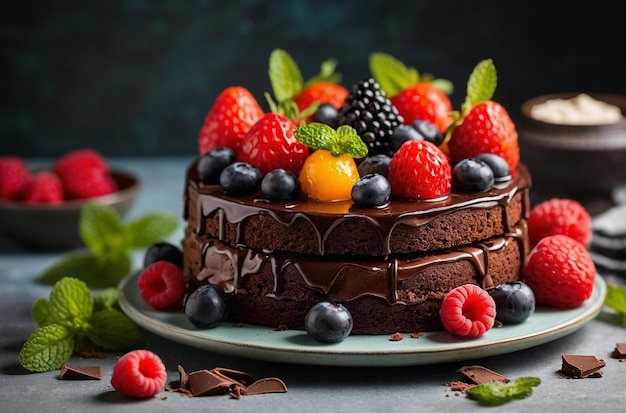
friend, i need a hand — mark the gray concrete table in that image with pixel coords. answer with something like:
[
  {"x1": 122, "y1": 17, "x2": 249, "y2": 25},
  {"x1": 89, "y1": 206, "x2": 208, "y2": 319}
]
[{"x1": 1, "y1": 157, "x2": 625, "y2": 413}]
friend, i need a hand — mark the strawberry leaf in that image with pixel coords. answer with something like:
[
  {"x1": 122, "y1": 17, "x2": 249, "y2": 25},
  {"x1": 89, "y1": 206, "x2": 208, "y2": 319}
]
[
  {"x1": 463, "y1": 58, "x2": 497, "y2": 114},
  {"x1": 269, "y1": 49, "x2": 304, "y2": 102},
  {"x1": 304, "y1": 58, "x2": 342, "y2": 87},
  {"x1": 369, "y1": 52, "x2": 418, "y2": 97}
]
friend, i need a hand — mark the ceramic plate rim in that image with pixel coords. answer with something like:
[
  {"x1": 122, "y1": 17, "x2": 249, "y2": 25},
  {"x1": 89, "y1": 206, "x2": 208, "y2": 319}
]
[{"x1": 118, "y1": 272, "x2": 607, "y2": 367}]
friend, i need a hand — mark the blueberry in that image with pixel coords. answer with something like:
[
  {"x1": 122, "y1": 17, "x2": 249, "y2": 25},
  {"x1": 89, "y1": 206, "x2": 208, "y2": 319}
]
[
  {"x1": 357, "y1": 154, "x2": 391, "y2": 177},
  {"x1": 351, "y1": 173, "x2": 391, "y2": 208},
  {"x1": 219, "y1": 162, "x2": 261, "y2": 195},
  {"x1": 489, "y1": 281, "x2": 535, "y2": 324},
  {"x1": 144, "y1": 242, "x2": 183, "y2": 269},
  {"x1": 410, "y1": 120, "x2": 444, "y2": 146},
  {"x1": 475, "y1": 153, "x2": 511, "y2": 183},
  {"x1": 184, "y1": 285, "x2": 228, "y2": 329},
  {"x1": 390, "y1": 124, "x2": 423, "y2": 152},
  {"x1": 314, "y1": 103, "x2": 338, "y2": 125},
  {"x1": 261, "y1": 168, "x2": 301, "y2": 201},
  {"x1": 452, "y1": 158, "x2": 495, "y2": 192},
  {"x1": 305, "y1": 301, "x2": 353, "y2": 343},
  {"x1": 198, "y1": 147, "x2": 237, "y2": 184}
]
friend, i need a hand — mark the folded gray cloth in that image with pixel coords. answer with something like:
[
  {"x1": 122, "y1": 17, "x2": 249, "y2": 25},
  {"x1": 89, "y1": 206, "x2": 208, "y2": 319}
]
[{"x1": 591, "y1": 203, "x2": 626, "y2": 273}]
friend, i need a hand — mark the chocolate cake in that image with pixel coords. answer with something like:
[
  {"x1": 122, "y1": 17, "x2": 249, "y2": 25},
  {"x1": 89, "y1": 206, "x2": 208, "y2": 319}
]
[{"x1": 182, "y1": 160, "x2": 531, "y2": 334}]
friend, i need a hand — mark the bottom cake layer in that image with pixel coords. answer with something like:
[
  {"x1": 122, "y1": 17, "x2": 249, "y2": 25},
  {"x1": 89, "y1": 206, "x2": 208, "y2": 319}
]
[{"x1": 183, "y1": 225, "x2": 526, "y2": 334}]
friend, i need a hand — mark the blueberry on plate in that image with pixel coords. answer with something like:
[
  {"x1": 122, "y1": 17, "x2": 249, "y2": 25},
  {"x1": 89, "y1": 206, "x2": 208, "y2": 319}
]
[
  {"x1": 452, "y1": 158, "x2": 495, "y2": 192},
  {"x1": 184, "y1": 285, "x2": 228, "y2": 329},
  {"x1": 489, "y1": 281, "x2": 536, "y2": 324},
  {"x1": 198, "y1": 147, "x2": 237, "y2": 184},
  {"x1": 219, "y1": 162, "x2": 261, "y2": 195},
  {"x1": 304, "y1": 301, "x2": 353, "y2": 343},
  {"x1": 475, "y1": 153, "x2": 511, "y2": 183},
  {"x1": 144, "y1": 242, "x2": 183, "y2": 269},
  {"x1": 261, "y1": 168, "x2": 301, "y2": 201},
  {"x1": 357, "y1": 154, "x2": 391, "y2": 177},
  {"x1": 351, "y1": 173, "x2": 391, "y2": 208}
]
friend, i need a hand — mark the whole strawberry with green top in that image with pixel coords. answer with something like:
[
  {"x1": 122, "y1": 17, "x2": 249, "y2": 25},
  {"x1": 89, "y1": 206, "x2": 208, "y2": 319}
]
[
  {"x1": 269, "y1": 49, "x2": 348, "y2": 123},
  {"x1": 198, "y1": 86, "x2": 265, "y2": 156},
  {"x1": 369, "y1": 52, "x2": 453, "y2": 133},
  {"x1": 447, "y1": 59, "x2": 520, "y2": 170}
]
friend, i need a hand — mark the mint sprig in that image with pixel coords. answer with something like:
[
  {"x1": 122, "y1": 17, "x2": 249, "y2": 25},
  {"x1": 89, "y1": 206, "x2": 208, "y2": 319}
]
[
  {"x1": 599, "y1": 284, "x2": 626, "y2": 328},
  {"x1": 369, "y1": 52, "x2": 453, "y2": 98},
  {"x1": 466, "y1": 377, "x2": 541, "y2": 406},
  {"x1": 20, "y1": 277, "x2": 144, "y2": 372},
  {"x1": 294, "y1": 123, "x2": 368, "y2": 158},
  {"x1": 39, "y1": 204, "x2": 179, "y2": 289}
]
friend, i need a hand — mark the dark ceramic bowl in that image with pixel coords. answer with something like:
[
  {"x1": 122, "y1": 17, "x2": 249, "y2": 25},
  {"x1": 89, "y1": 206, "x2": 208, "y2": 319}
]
[
  {"x1": 518, "y1": 93, "x2": 626, "y2": 211},
  {"x1": 0, "y1": 169, "x2": 140, "y2": 251}
]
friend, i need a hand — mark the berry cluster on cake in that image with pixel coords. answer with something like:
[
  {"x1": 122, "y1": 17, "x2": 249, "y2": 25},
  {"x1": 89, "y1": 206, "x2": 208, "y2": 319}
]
[{"x1": 180, "y1": 50, "x2": 532, "y2": 335}]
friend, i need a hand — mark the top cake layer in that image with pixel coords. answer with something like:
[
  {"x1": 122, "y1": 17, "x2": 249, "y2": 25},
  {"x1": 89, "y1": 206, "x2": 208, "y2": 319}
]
[{"x1": 184, "y1": 160, "x2": 532, "y2": 258}]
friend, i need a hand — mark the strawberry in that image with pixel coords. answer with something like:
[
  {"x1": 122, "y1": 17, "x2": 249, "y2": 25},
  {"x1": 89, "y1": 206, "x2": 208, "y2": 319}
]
[
  {"x1": 238, "y1": 113, "x2": 309, "y2": 176},
  {"x1": 53, "y1": 149, "x2": 117, "y2": 200},
  {"x1": 269, "y1": 49, "x2": 347, "y2": 122},
  {"x1": 369, "y1": 52, "x2": 453, "y2": 132},
  {"x1": 0, "y1": 156, "x2": 29, "y2": 200},
  {"x1": 527, "y1": 198, "x2": 592, "y2": 248},
  {"x1": 523, "y1": 235, "x2": 596, "y2": 308},
  {"x1": 387, "y1": 139, "x2": 451, "y2": 199},
  {"x1": 198, "y1": 86, "x2": 264, "y2": 156},
  {"x1": 20, "y1": 171, "x2": 64, "y2": 204},
  {"x1": 447, "y1": 59, "x2": 520, "y2": 170}
]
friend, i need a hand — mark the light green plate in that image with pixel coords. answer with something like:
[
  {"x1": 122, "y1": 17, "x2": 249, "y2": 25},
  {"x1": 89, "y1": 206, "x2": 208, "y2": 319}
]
[{"x1": 118, "y1": 272, "x2": 607, "y2": 367}]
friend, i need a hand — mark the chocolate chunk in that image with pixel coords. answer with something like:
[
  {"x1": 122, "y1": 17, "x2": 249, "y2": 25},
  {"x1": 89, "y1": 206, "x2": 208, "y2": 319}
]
[
  {"x1": 245, "y1": 378, "x2": 288, "y2": 395},
  {"x1": 561, "y1": 354, "x2": 606, "y2": 378},
  {"x1": 188, "y1": 369, "x2": 244, "y2": 397},
  {"x1": 457, "y1": 365, "x2": 509, "y2": 384},
  {"x1": 613, "y1": 343, "x2": 626, "y2": 359},
  {"x1": 59, "y1": 364, "x2": 102, "y2": 380}
]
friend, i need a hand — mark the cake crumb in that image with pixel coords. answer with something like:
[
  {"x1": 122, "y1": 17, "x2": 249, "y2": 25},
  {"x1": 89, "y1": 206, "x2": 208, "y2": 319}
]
[
  {"x1": 79, "y1": 348, "x2": 105, "y2": 359},
  {"x1": 410, "y1": 332, "x2": 423, "y2": 339},
  {"x1": 389, "y1": 332, "x2": 403, "y2": 341},
  {"x1": 275, "y1": 324, "x2": 288, "y2": 331}
]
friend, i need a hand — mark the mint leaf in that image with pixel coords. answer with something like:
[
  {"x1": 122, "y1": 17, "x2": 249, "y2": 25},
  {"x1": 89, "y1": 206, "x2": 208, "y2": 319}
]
[
  {"x1": 38, "y1": 251, "x2": 98, "y2": 285},
  {"x1": 124, "y1": 212, "x2": 179, "y2": 249},
  {"x1": 48, "y1": 277, "x2": 93, "y2": 332},
  {"x1": 463, "y1": 58, "x2": 497, "y2": 114},
  {"x1": 87, "y1": 309, "x2": 144, "y2": 351},
  {"x1": 294, "y1": 123, "x2": 367, "y2": 158},
  {"x1": 467, "y1": 377, "x2": 541, "y2": 406},
  {"x1": 369, "y1": 52, "x2": 418, "y2": 97},
  {"x1": 89, "y1": 252, "x2": 132, "y2": 289},
  {"x1": 269, "y1": 49, "x2": 304, "y2": 102},
  {"x1": 601, "y1": 284, "x2": 626, "y2": 327},
  {"x1": 19, "y1": 324, "x2": 74, "y2": 372},
  {"x1": 304, "y1": 58, "x2": 342, "y2": 87},
  {"x1": 32, "y1": 298, "x2": 54, "y2": 327},
  {"x1": 80, "y1": 204, "x2": 127, "y2": 259},
  {"x1": 93, "y1": 288, "x2": 119, "y2": 311}
]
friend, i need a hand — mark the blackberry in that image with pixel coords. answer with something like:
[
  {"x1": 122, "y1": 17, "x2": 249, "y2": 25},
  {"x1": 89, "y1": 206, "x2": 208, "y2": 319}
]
[{"x1": 334, "y1": 78, "x2": 403, "y2": 157}]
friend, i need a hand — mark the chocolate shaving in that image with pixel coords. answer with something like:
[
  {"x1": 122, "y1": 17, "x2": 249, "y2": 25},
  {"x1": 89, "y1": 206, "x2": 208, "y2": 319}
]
[
  {"x1": 458, "y1": 365, "x2": 509, "y2": 384},
  {"x1": 167, "y1": 365, "x2": 287, "y2": 398},
  {"x1": 560, "y1": 354, "x2": 606, "y2": 378},
  {"x1": 59, "y1": 364, "x2": 102, "y2": 380}
]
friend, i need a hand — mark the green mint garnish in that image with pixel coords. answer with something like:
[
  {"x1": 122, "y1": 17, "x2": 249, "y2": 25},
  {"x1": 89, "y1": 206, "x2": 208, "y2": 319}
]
[
  {"x1": 39, "y1": 204, "x2": 179, "y2": 289},
  {"x1": 462, "y1": 58, "x2": 497, "y2": 115},
  {"x1": 269, "y1": 49, "x2": 304, "y2": 103},
  {"x1": 20, "y1": 277, "x2": 144, "y2": 372},
  {"x1": 369, "y1": 52, "x2": 453, "y2": 98},
  {"x1": 599, "y1": 284, "x2": 626, "y2": 328},
  {"x1": 466, "y1": 377, "x2": 541, "y2": 406},
  {"x1": 294, "y1": 123, "x2": 368, "y2": 158}
]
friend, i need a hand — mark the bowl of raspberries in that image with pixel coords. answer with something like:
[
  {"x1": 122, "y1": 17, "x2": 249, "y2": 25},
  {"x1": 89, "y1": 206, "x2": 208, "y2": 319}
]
[{"x1": 0, "y1": 149, "x2": 140, "y2": 250}]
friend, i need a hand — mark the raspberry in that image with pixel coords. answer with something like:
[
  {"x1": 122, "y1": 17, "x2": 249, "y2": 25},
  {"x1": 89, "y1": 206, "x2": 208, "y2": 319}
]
[
  {"x1": 110, "y1": 349, "x2": 167, "y2": 398},
  {"x1": 523, "y1": 235, "x2": 596, "y2": 308},
  {"x1": 20, "y1": 171, "x2": 64, "y2": 204},
  {"x1": 138, "y1": 261, "x2": 187, "y2": 310},
  {"x1": 388, "y1": 139, "x2": 451, "y2": 199},
  {"x1": 527, "y1": 198, "x2": 592, "y2": 248},
  {"x1": 439, "y1": 284, "x2": 496, "y2": 338},
  {"x1": 52, "y1": 149, "x2": 117, "y2": 199},
  {"x1": 0, "y1": 156, "x2": 29, "y2": 200}
]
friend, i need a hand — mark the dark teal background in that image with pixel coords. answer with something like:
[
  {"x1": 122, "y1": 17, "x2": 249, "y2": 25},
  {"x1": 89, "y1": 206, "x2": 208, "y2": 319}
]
[{"x1": 2, "y1": 0, "x2": 625, "y2": 157}]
